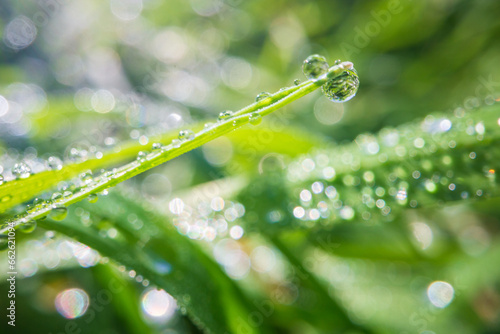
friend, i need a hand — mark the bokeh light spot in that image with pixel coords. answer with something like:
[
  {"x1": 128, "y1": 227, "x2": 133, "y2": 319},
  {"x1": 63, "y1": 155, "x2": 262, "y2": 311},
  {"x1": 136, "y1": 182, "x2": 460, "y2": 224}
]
[
  {"x1": 55, "y1": 288, "x2": 90, "y2": 319},
  {"x1": 427, "y1": 281, "x2": 454, "y2": 308}
]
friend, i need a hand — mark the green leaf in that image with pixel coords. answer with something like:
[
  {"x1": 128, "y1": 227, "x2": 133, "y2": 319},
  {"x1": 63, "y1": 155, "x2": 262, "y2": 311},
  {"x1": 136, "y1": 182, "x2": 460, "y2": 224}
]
[
  {"x1": 37, "y1": 191, "x2": 269, "y2": 334},
  {"x1": 242, "y1": 104, "x2": 500, "y2": 233}
]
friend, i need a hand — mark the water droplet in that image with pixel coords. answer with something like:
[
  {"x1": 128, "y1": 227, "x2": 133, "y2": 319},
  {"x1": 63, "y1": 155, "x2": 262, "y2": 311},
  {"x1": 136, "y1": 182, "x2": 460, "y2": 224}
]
[
  {"x1": 12, "y1": 162, "x2": 32, "y2": 179},
  {"x1": 19, "y1": 220, "x2": 36, "y2": 234},
  {"x1": 178, "y1": 129, "x2": 195, "y2": 141},
  {"x1": 50, "y1": 204, "x2": 68, "y2": 221},
  {"x1": 68, "y1": 147, "x2": 85, "y2": 161},
  {"x1": 136, "y1": 151, "x2": 147, "y2": 162},
  {"x1": 171, "y1": 139, "x2": 181, "y2": 148},
  {"x1": 249, "y1": 112, "x2": 262, "y2": 126},
  {"x1": 33, "y1": 197, "x2": 44, "y2": 205},
  {"x1": 294, "y1": 79, "x2": 301, "y2": 86},
  {"x1": 102, "y1": 170, "x2": 114, "y2": 179},
  {"x1": 322, "y1": 68, "x2": 359, "y2": 103},
  {"x1": 334, "y1": 59, "x2": 341, "y2": 65},
  {"x1": 80, "y1": 171, "x2": 93, "y2": 185},
  {"x1": 87, "y1": 194, "x2": 98, "y2": 203},
  {"x1": 255, "y1": 92, "x2": 271, "y2": 102},
  {"x1": 218, "y1": 110, "x2": 233, "y2": 120},
  {"x1": 302, "y1": 54, "x2": 329, "y2": 79},
  {"x1": 47, "y1": 156, "x2": 63, "y2": 170},
  {"x1": 51, "y1": 192, "x2": 63, "y2": 201},
  {"x1": 152, "y1": 143, "x2": 162, "y2": 150}
]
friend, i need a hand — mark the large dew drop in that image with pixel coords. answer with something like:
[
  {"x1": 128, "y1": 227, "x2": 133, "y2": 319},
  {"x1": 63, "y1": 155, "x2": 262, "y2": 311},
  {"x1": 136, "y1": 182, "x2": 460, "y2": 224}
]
[
  {"x1": 87, "y1": 194, "x2": 98, "y2": 203},
  {"x1": 50, "y1": 204, "x2": 68, "y2": 221},
  {"x1": 255, "y1": 92, "x2": 271, "y2": 102},
  {"x1": 19, "y1": 220, "x2": 37, "y2": 234},
  {"x1": 322, "y1": 68, "x2": 359, "y2": 103},
  {"x1": 302, "y1": 54, "x2": 329, "y2": 80},
  {"x1": 249, "y1": 112, "x2": 262, "y2": 126},
  {"x1": 80, "y1": 171, "x2": 93, "y2": 185}
]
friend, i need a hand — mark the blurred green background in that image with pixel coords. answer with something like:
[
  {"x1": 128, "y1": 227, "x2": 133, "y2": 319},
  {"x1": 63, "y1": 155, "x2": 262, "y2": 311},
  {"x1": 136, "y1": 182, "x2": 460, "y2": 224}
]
[{"x1": 1, "y1": 0, "x2": 500, "y2": 333}]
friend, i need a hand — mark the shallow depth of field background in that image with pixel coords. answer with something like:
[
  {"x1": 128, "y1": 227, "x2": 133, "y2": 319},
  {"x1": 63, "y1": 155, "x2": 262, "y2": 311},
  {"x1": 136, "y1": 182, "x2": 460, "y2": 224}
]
[{"x1": 1, "y1": 0, "x2": 500, "y2": 333}]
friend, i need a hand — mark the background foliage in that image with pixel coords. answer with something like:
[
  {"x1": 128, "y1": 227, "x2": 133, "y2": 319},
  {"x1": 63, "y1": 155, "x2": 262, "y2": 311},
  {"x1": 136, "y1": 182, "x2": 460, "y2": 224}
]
[{"x1": 1, "y1": 0, "x2": 500, "y2": 333}]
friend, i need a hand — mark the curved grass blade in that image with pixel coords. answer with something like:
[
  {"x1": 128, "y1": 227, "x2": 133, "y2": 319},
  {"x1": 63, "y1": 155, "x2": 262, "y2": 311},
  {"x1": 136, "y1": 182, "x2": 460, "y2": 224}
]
[{"x1": 1, "y1": 62, "x2": 352, "y2": 230}]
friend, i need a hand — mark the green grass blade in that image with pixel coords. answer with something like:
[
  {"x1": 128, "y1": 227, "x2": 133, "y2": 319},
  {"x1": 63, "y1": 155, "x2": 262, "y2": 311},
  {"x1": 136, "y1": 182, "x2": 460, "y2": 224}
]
[{"x1": 1, "y1": 63, "x2": 351, "y2": 229}]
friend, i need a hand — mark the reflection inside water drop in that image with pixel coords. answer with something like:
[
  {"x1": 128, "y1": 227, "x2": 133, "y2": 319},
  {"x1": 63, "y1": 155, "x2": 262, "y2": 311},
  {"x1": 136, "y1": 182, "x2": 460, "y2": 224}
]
[
  {"x1": 302, "y1": 54, "x2": 329, "y2": 80},
  {"x1": 322, "y1": 68, "x2": 359, "y2": 103}
]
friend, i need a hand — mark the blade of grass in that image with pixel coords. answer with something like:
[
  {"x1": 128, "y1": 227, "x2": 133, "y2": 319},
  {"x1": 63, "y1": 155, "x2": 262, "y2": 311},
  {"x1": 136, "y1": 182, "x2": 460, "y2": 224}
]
[
  {"x1": 0, "y1": 124, "x2": 326, "y2": 214},
  {"x1": 2, "y1": 62, "x2": 352, "y2": 230}
]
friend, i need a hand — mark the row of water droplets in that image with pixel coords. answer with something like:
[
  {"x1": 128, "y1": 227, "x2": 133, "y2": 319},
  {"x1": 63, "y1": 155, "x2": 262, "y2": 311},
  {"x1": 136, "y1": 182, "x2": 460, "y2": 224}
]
[
  {"x1": 0, "y1": 155, "x2": 64, "y2": 186},
  {"x1": 0, "y1": 143, "x2": 111, "y2": 184},
  {"x1": 1, "y1": 111, "x2": 219, "y2": 233},
  {"x1": 75, "y1": 57, "x2": 358, "y2": 185},
  {"x1": 1, "y1": 55, "x2": 358, "y2": 236},
  {"x1": 0, "y1": 170, "x2": 106, "y2": 241},
  {"x1": 0, "y1": 54, "x2": 355, "y2": 183},
  {"x1": 281, "y1": 108, "x2": 500, "y2": 227},
  {"x1": 150, "y1": 54, "x2": 359, "y2": 159}
]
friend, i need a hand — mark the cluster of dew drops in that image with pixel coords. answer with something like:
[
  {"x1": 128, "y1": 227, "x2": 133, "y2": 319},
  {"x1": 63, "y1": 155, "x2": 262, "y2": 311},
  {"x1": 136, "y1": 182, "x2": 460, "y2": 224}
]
[
  {"x1": 282, "y1": 113, "x2": 500, "y2": 227},
  {"x1": 302, "y1": 54, "x2": 360, "y2": 103}
]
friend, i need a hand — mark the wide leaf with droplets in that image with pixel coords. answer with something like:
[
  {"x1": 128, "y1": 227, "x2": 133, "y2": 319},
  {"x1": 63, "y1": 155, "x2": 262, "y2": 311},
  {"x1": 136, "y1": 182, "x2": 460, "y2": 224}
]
[{"x1": 240, "y1": 104, "x2": 500, "y2": 235}]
